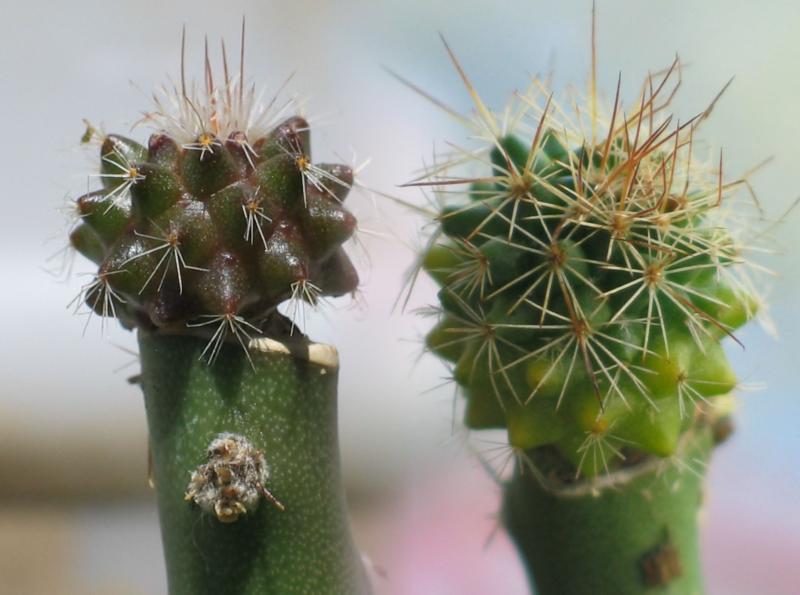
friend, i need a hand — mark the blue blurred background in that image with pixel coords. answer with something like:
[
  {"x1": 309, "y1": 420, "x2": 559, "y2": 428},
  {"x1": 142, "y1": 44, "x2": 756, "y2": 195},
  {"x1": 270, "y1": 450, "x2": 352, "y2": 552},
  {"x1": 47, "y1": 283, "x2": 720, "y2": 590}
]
[{"x1": 1, "y1": 1, "x2": 798, "y2": 593}]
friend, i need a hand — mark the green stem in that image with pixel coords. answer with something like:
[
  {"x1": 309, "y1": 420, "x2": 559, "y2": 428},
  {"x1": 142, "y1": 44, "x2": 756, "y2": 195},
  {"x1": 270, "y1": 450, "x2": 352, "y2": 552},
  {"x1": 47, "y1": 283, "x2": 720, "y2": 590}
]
[
  {"x1": 502, "y1": 428, "x2": 713, "y2": 595},
  {"x1": 138, "y1": 330, "x2": 371, "y2": 595}
]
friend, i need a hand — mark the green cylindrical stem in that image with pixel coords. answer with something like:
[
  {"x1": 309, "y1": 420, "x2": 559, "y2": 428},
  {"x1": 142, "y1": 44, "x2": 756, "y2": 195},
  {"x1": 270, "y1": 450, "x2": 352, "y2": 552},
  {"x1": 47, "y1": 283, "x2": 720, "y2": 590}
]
[
  {"x1": 138, "y1": 331, "x2": 371, "y2": 595},
  {"x1": 502, "y1": 429, "x2": 713, "y2": 595}
]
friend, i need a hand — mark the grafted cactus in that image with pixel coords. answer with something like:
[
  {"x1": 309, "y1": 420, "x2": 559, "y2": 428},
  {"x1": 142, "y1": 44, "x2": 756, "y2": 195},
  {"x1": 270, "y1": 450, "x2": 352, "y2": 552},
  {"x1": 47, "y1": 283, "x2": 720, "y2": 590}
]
[
  {"x1": 67, "y1": 28, "x2": 370, "y2": 595},
  {"x1": 415, "y1": 36, "x2": 765, "y2": 595}
]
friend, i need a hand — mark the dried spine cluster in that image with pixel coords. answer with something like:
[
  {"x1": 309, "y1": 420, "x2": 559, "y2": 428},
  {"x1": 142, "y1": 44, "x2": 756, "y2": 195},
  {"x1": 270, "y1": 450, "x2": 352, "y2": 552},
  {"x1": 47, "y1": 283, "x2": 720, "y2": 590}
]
[{"x1": 185, "y1": 432, "x2": 283, "y2": 523}]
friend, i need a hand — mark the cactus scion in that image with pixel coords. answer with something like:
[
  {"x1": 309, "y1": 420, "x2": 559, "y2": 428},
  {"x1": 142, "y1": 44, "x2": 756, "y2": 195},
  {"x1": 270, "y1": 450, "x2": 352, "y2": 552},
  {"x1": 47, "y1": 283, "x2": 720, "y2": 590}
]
[
  {"x1": 417, "y1": 48, "x2": 763, "y2": 478},
  {"x1": 72, "y1": 114, "x2": 358, "y2": 358}
]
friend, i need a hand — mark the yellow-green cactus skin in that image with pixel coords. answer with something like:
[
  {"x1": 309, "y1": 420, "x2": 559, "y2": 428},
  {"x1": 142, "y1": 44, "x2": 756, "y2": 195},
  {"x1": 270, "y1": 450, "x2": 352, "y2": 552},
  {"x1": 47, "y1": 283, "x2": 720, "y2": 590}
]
[{"x1": 419, "y1": 49, "x2": 758, "y2": 477}]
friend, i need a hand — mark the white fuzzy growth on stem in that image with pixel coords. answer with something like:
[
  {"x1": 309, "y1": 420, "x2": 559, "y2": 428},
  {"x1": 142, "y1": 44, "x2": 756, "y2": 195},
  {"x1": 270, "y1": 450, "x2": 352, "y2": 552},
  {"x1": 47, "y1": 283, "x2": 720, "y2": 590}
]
[{"x1": 185, "y1": 432, "x2": 284, "y2": 523}]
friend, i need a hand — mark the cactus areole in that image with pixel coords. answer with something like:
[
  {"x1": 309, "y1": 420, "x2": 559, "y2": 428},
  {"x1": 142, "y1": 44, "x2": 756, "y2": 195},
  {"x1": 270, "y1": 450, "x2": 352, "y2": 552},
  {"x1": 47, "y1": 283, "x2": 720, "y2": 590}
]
[
  {"x1": 417, "y1": 36, "x2": 764, "y2": 595},
  {"x1": 69, "y1": 32, "x2": 370, "y2": 594}
]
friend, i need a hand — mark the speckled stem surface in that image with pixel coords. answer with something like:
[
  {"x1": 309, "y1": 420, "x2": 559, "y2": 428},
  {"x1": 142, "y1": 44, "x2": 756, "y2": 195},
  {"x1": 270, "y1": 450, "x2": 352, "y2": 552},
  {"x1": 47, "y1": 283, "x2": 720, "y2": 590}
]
[
  {"x1": 138, "y1": 330, "x2": 371, "y2": 595},
  {"x1": 502, "y1": 428, "x2": 713, "y2": 595}
]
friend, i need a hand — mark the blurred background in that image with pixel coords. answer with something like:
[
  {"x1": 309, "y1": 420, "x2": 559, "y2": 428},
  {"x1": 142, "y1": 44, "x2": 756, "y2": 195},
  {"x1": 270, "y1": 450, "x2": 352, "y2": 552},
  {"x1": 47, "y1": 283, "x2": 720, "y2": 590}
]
[{"x1": 1, "y1": 1, "x2": 798, "y2": 593}]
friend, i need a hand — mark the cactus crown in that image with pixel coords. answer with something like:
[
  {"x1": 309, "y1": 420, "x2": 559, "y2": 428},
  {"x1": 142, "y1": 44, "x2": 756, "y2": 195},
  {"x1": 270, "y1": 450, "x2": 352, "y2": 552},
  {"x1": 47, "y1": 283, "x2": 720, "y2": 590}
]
[
  {"x1": 69, "y1": 30, "x2": 358, "y2": 361},
  {"x1": 418, "y1": 41, "x2": 765, "y2": 477}
]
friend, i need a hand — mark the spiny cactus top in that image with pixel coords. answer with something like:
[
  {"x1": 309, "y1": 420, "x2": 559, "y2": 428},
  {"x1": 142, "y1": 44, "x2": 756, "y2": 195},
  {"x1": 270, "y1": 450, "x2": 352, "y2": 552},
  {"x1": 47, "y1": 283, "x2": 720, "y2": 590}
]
[
  {"x1": 419, "y1": 47, "x2": 765, "y2": 477},
  {"x1": 69, "y1": 37, "x2": 358, "y2": 359}
]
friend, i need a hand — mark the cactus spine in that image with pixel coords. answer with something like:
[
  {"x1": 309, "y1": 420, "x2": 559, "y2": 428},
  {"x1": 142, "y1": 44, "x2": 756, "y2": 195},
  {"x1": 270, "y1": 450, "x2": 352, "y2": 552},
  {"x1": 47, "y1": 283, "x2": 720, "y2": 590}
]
[
  {"x1": 417, "y1": 35, "x2": 764, "y2": 595},
  {"x1": 68, "y1": 28, "x2": 369, "y2": 594}
]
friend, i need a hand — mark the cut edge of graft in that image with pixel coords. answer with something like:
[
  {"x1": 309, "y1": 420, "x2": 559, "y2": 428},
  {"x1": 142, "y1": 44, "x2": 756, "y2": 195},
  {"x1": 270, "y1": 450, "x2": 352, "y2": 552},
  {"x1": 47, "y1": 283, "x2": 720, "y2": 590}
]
[
  {"x1": 523, "y1": 422, "x2": 712, "y2": 499},
  {"x1": 249, "y1": 337, "x2": 339, "y2": 369}
]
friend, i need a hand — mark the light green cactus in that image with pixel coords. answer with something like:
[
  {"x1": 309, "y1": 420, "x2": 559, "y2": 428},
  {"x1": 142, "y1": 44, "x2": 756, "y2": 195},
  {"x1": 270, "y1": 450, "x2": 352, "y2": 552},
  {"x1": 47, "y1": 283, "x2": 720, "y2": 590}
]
[
  {"x1": 68, "y1": 27, "x2": 370, "y2": 595},
  {"x1": 414, "y1": 34, "x2": 766, "y2": 595}
]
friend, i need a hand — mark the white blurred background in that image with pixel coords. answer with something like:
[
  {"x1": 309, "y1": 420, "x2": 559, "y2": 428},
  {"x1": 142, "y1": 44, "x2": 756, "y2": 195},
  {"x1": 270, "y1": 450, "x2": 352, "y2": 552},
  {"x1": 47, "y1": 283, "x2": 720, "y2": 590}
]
[{"x1": 1, "y1": 1, "x2": 799, "y2": 593}]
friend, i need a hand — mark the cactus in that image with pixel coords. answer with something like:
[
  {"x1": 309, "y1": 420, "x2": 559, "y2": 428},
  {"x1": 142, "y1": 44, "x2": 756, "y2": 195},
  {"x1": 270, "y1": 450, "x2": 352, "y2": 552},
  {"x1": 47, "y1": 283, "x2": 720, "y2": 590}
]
[
  {"x1": 414, "y1": 33, "x2": 766, "y2": 595},
  {"x1": 68, "y1": 27, "x2": 370, "y2": 595},
  {"x1": 72, "y1": 89, "x2": 357, "y2": 355}
]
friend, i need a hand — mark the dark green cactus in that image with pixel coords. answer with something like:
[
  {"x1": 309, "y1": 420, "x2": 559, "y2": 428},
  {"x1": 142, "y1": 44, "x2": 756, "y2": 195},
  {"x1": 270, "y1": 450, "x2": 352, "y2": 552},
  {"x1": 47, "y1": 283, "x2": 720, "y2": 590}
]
[
  {"x1": 67, "y1": 29, "x2": 371, "y2": 595},
  {"x1": 72, "y1": 116, "x2": 358, "y2": 358},
  {"x1": 412, "y1": 36, "x2": 766, "y2": 594}
]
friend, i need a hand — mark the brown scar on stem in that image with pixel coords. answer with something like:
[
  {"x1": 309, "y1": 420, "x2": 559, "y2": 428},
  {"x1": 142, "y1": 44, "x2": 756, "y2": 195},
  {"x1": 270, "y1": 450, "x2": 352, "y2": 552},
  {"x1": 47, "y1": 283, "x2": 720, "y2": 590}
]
[{"x1": 639, "y1": 531, "x2": 683, "y2": 587}]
